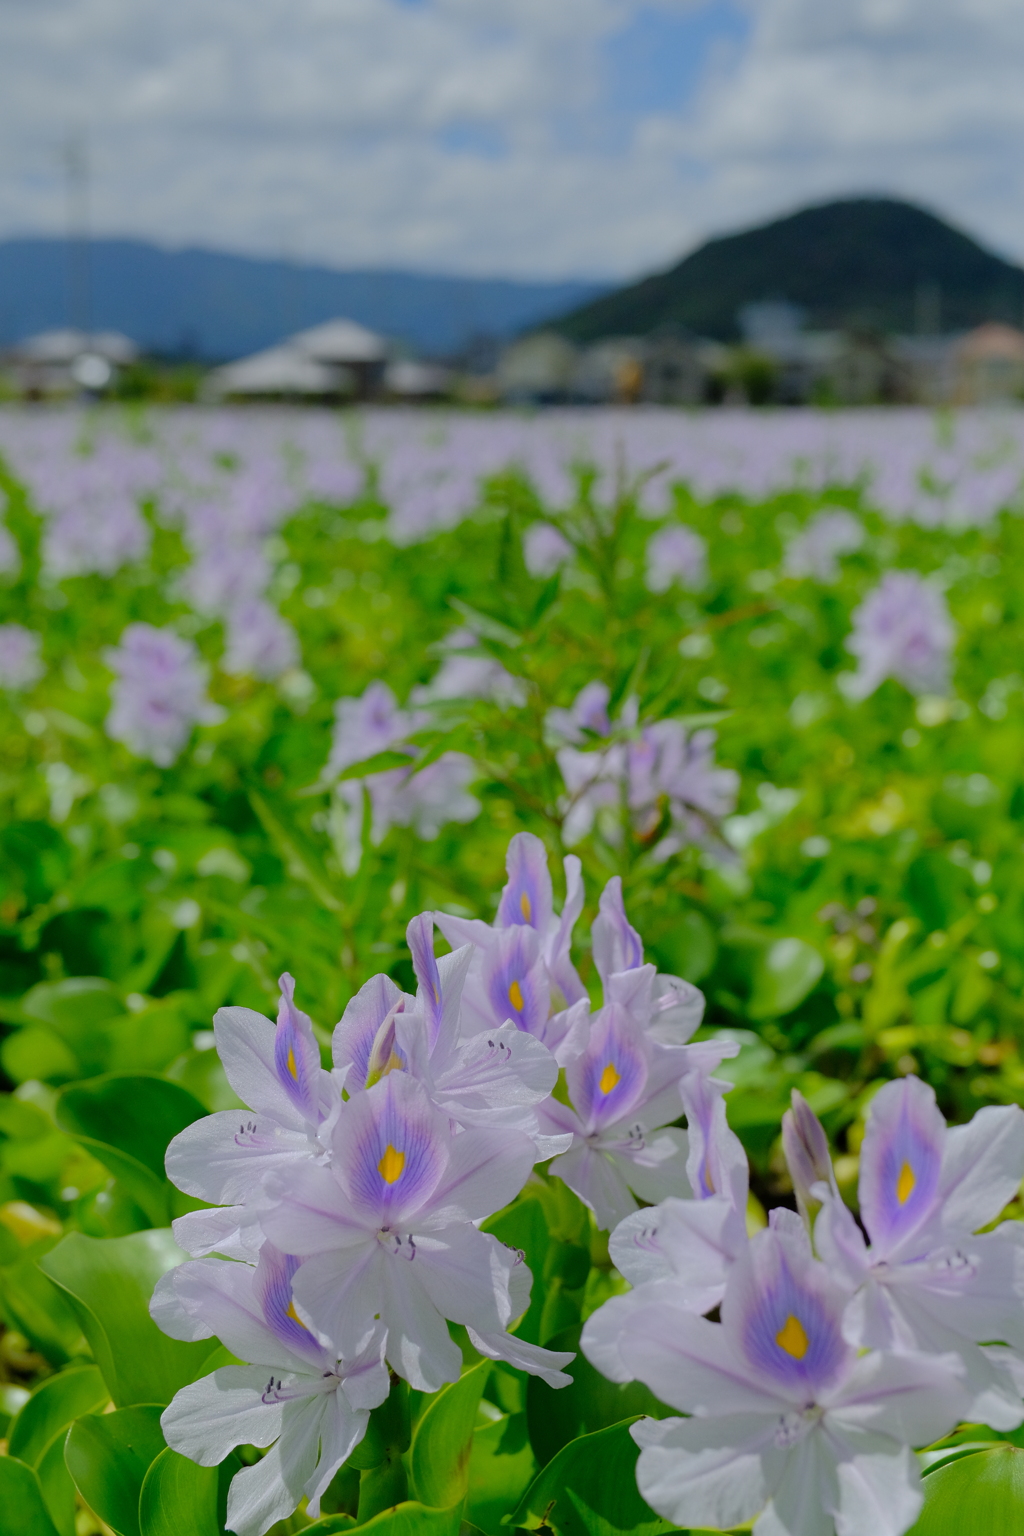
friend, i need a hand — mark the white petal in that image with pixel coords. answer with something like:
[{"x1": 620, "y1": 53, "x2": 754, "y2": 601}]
[
  {"x1": 824, "y1": 1350, "x2": 968, "y2": 1446},
  {"x1": 151, "y1": 1268, "x2": 213, "y2": 1342},
  {"x1": 467, "y1": 1326, "x2": 575, "y2": 1388},
  {"x1": 166, "y1": 1112, "x2": 315, "y2": 1204},
  {"x1": 214, "y1": 1005, "x2": 309, "y2": 1129},
  {"x1": 162, "y1": 1366, "x2": 285, "y2": 1465},
  {"x1": 290, "y1": 1245, "x2": 382, "y2": 1362},
  {"x1": 824, "y1": 1430, "x2": 923, "y2": 1536},
  {"x1": 759, "y1": 1429, "x2": 835, "y2": 1536},
  {"x1": 549, "y1": 1141, "x2": 638, "y2": 1231},
  {"x1": 162, "y1": 1256, "x2": 326, "y2": 1373},
  {"x1": 938, "y1": 1105, "x2": 1024, "y2": 1234},
  {"x1": 615, "y1": 1128, "x2": 692, "y2": 1206},
  {"x1": 580, "y1": 1292, "x2": 642, "y2": 1383},
  {"x1": 260, "y1": 1161, "x2": 367, "y2": 1253},
  {"x1": 619, "y1": 1303, "x2": 790, "y2": 1416},
  {"x1": 632, "y1": 1413, "x2": 783, "y2": 1533},
  {"x1": 411, "y1": 1224, "x2": 514, "y2": 1332},
  {"x1": 437, "y1": 1022, "x2": 557, "y2": 1111},
  {"x1": 225, "y1": 1395, "x2": 324, "y2": 1536},
  {"x1": 303, "y1": 1392, "x2": 370, "y2": 1516},
  {"x1": 380, "y1": 1246, "x2": 463, "y2": 1391},
  {"x1": 171, "y1": 1204, "x2": 263, "y2": 1260},
  {"x1": 423, "y1": 1125, "x2": 536, "y2": 1225}
]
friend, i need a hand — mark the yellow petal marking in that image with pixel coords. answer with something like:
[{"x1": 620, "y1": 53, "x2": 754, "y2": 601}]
[
  {"x1": 378, "y1": 1144, "x2": 406, "y2": 1184},
  {"x1": 286, "y1": 1299, "x2": 309, "y2": 1331},
  {"x1": 896, "y1": 1161, "x2": 916, "y2": 1205},
  {"x1": 520, "y1": 891, "x2": 532, "y2": 923},
  {"x1": 508, "y1": 980, "x2": 525, "y2": 1013},
  {"x1": 775, "y1": 1314, "x2": 809, "y2": 1359},
  {"x1": 286, "y1": 1046, "x2": 298, "y2": 1080},
  {"x1": 599, "y1": 1062, "x2": 621, "y2": 1095}
]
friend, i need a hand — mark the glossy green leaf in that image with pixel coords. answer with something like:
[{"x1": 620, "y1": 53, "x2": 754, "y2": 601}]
[
  {"x1": 37, "y1": 1430, "x2": 78, "y2": 1536},
  {"x1": 910, "y1": 1444, "x2": 1024, "y2": 1534},
  {"x1": 0, "y1": 1453, "x2": 62, "y2": 1536},
  {"x1": 466, "y1": 1412, "x2": 536, "y2": 1536},
  {"x1": 65, "y1": 1405, "x2": 169, "y2": 1536},
  {"x1": 748, "y1": 937, "x2": 825, "y2": 1019},
  {"x1": 0, "y1": 1026, "x2": 80, "y2": 1085},
  {"x1": 55, "y1": 1075, "x2": 207, "y2": 1227},
  {"x1": 526, "y1": 1324, "x2": 670, "y2": 1467},
  {"x1": 8, "y1": 1363, "x2": 108, "y2": 1465},
  {"x1": 0, "y1": 1253, "x2": 87, "y2": 1364},
  {"x1": 138, "y1": 1445, "x2": 239, "y2": 1536},
  {"x1": 511, "y1": 1420, "x2": 678, "y2": 1536},
  {"x1": 38, "y1": 1229, "x2": 215, "y2": 1406},
  {"x1": 409, "y1": 1358, "x2": 490, "y2": 1508},
  {"x1": 306, "y1": 1502, "x2": 462, "y2": 1536}
]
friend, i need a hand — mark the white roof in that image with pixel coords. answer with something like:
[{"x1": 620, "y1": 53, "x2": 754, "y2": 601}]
[
  {"x1": 16, "y1": 328, "x2": 138, "y2": 364},
  {"x1": 207, "y1": 345, "x2": 346, "y2": 396},
  {"x1": 292, "y1": 318, "x2": 388, "y2": 364}
]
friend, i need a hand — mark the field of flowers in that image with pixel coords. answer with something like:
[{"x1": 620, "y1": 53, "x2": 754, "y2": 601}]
[{"x1": 3, "y1": 403, "x2": 1024, "y2": 1536}]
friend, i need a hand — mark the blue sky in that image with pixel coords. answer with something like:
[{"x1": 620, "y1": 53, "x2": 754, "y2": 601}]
[{"x1": 1, "y1": 0, "x2": 1023, "y2": 281}]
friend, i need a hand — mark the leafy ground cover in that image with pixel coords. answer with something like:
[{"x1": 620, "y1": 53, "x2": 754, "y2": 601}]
[{"x1": 2, "y1": 406, "x2": 1024, "y2": 1535}]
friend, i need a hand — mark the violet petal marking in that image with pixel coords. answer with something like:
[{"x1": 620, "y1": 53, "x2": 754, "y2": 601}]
[
  {"x1": 496, "y1": 831, "x2": 553, "y2": 933},
  {"x1": 571, "y1": 1002, "x2": 648, "y2": 1133},
  {"x1": 273, "y1": 974, "x2": 322, "y2": 1120},
  {"x1": 332, "y1": 972, "x2": 404, "y2": 1088},
  {"x1": 483, "y1": 925, "x2": 548, "y2": 1036},
  {"x1": 736, "y1": 1226, "x2": 848, "y2": 1395},
  {"x1": 344, "y1": 1072, "x2": 447, "y2": 1226},
  {"x1": 254, "y1": 1244, "x2": 325, "y2": 1362},
  {"x1": 592, "y1": 877, "x2": 643, "y2": 984},
  {"x1": 859, "y1": 1076, "x2": 945, "y2": 1253}
]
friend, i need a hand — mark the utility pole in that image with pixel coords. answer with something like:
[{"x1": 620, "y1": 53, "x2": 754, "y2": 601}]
[{"x1": 63, "y1": 132, "x2": 92, "y2": 339}]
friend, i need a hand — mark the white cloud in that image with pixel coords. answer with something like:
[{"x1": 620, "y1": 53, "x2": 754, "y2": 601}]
[{"x1": 1, "y1": 0, "x2": 1023, "y2": 279}]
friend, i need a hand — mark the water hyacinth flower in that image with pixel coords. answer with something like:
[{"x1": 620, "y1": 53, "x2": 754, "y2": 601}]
[
  {"x1": 644, "y1": 524, "x2": 708, "y2": 593},
  {"x1": 784, "y1": 508, "x2": 864, "y2": 582},
  {"x1": 332, "y1": 913, "x2": 564, "y2": 1152},
  {"x1": 104, "y1": 622, "x2": 222, "y2": 767},
  {"x1": 155, "y1": 1244, "x2": 389, "y2": 1536},
  {"x1": 435, "y1": 831, "x2": 589, "y2": 1060},
  {"x1": 546, "y1": 681, "x2": 738, "y2": 854},
  {"x1": 325, "y1": 681, "x2": 479, "y2": 873},
  {"x1": 410, "y1": 628, "x2": 526, "y2": 708},
  {"x1": 259, "y1": 1069, "x2": 572, "y2": 1391},
  {"x1": 811, "y1": 1076, "x2": 1024, "y2": 1428},
  {"x1": 610, "y1": 1214, "x2": 969, "y2": 1536},
  {"x1": 0, "y1": 623, "x2": 45, "y2": 690},
  {"x1": 843, "y1": 570, "x2": 954, "y2": 700},
  {"x1": 223, "y1": 597, "x2": 300, "y2": 681},
  {"x1": 165, "y1": 974, "x2": 339, "y2": 1257}
]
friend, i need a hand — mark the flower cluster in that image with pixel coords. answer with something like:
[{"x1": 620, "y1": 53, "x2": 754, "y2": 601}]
[
  {"x1": 843, "y1": 570, "x2": 955, "y2": 700},
  {"x1": 104, "y1": 622, "x2": 222, "y2": 766},
  {"x1": 583, "y1": 1076, "x2": 1024, "y2": 1536},
  {"x1": 153, "y1": 832, "x2": 738, "y2": 1533},
  {"x1": 547, "y1": 680, "x2": 739, "y2": 855},
  {"x1": 0, "y1": 623, "x2": 45, "y2": 691},
  {"x1": 784, "y1": 508, "x2": 864, "y2": 582}
]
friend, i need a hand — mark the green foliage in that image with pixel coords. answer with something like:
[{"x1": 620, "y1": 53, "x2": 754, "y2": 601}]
[
  {"x1": 911, "y1": 1445, "x2": 1024, "y2": 1533},
  {"x1": 65, "y1": 1405, "x2": 169, "y2": 1536}
]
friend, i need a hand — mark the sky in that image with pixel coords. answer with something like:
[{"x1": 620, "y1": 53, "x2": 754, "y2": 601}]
[{"x1": 2, "y1": 0, "x2": 1024, "y2": 282}]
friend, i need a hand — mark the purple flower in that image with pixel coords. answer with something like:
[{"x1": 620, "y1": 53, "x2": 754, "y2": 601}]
[
  {"x1": 604, "y1": 1214, "x2": 968, "y2": 1536},
  {"x1": 644, "y1": 525, "x2": 707, "y2": 593},
  {"x1": 223, "y1": 598, "x2": 300, "y2": 681},
  {"x1": 844, "y1": 571, "x2": 955, "y2": 699},
  {"x1": 325, "y1": 681, "x2": 479, "y2": 871},
  {"x1": 548, "y1": 682, "x2": 738, "y2": 854},
  {"x1": 0, "y1": 624, "x2": 44, "y2": 690},
  {"x1": 784, "y1": 509, "x2": 864, "y2": 582},
  {"x1": 104, "y1": 622, "x2": 222, "y2": 767},
  {"x1": 410, "y1": 629, "x2": 526, "y2": 708}
]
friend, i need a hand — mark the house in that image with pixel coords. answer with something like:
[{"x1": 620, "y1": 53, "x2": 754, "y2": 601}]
[
  {"x1": 204, "y1": 316, "x2": 390, "y2": 401},
  {"x1": 4, "y1": 328, "x2": 138, "y2": 396},
  {"x1": 497, "y1": 332, "x2": 578, "y2": 403},
  {"x1": 955, "y1": 323, "x2": 1024, "y2": 404}
]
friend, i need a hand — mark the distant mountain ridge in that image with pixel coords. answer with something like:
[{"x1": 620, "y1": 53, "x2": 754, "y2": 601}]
[
  {"x1": 0, "y1": 238, "x2": 608, "y2": 360},
  {"x1": 553, "y1": 198, "x2": 1024, "y2": 343}
]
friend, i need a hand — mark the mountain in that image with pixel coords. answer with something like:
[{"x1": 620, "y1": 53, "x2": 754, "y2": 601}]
[
  {"x1": 553, "y1": 198, "x2": 1024, "y2": 343},
  {"x1": 0, "y1": 238, "x2": 608, "y2": 360}
]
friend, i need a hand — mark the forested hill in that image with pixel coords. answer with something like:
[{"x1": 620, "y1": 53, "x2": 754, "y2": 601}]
[{"x1": 553, "y1": 198, "x2": 1024, "y2": 342}]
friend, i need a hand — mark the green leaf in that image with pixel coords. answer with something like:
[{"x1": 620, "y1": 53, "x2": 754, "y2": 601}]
[
  {"x1": 37, "y1": 1431, "x2": 78, "y2": 1536},
  {"x1": 65, "y1": 1405, "x2": 168, "y2": 1536},
  {"x1": 0, "y1": 1453, "x2": 62, "y2": 1536},
  {"x1": 306, "y1": 1502, "x2": 463, "y2": 1536},
  {"x1": 55, "y1": 1074, "x2": 207, "y2": 1227},
  {"x1": 748, "y1": 937, "x2": 825, "y2": 1019},
  {"x1": 37, "y1": 1229, "x2": 215, "y2": 1407},
  {"x1": 0, "y1": 1027, "x2": 80, "y2": 1084},
  {"x1": 409, "y1": 1358, "x2": 490, "y2": 1508},
  {"x1": 910, "y1": 1445, "x2": 1024, "y2": 1533},
  {"x1": 0, "y1": 1252, "x2": 87, "y2": 1364},
  {"x1": 331, "y1": 749, "x2": 420, "y2": 781},
  {"x1": 248, "y1": 787, "x2": 342, "y2": 912},
  {"x1": 526, "y1": 1325, "x2": 670, "y2": 1467},
  {"x1": 138, "y1": 1445, "x2": 239, "y2": 1536},
  {"x1": 511, "y1": 1420, "x2": 678, "y2": 1536},
  {"x1": 466, "y1": 1413, "x2": 536, "y2": 1536},
  {"x1": 8, "y1": 1364, "x2": 108, "y2": 1465}
]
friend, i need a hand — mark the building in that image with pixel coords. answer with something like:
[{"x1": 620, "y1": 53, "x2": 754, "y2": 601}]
[
  {"x1": 497, "y1": 332, "x2": 579, "y2": 404},
  {"x1": 955, "y1": 323, "x2": 1024, "y2": 404},
  {"x1": 3, "y1": 328, "x2": 138, "y2": 396},
  {"x1": 204, "y1": 316, "x2": 390, "y2": 401}
]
